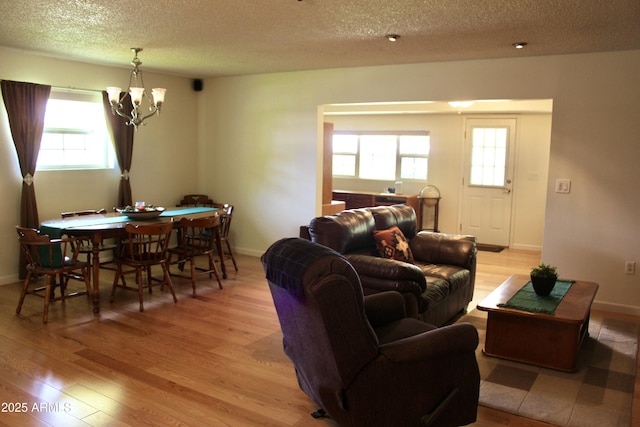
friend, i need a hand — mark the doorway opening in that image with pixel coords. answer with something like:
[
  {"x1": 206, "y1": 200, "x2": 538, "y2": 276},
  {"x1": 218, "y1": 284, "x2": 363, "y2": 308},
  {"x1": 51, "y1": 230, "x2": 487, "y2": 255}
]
[{"x1": 321, "y1": 99, "x2": 553, "y2": 251}]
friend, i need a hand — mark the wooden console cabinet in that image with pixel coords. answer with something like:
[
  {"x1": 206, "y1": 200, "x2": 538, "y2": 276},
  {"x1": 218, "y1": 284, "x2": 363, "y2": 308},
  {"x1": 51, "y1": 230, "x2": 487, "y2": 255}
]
[{"x1": 332, "y1": 190, "x2": 422, "y2": 224}]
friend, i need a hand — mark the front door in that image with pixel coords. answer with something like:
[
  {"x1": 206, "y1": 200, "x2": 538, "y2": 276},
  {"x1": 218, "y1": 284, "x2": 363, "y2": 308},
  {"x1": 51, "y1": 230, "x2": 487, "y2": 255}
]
[{"x1": 460, "y1": 118, "x2": 516, "y2": 246}]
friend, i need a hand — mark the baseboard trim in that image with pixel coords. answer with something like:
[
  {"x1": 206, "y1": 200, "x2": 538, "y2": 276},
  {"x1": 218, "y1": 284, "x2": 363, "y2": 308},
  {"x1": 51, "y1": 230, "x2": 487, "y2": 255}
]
[
  {"x1": 509, "y1": 243, "x2": 542, "y2": 251},
  {"x1": 592, "y1": 300, "x2": 640, "y2": 316},
  {"x1": 236, "y1": 247, "x2": 264, "y2": 258},
  {"x1": 0, "y1": 274, "x2": 20, "y2": 286}
]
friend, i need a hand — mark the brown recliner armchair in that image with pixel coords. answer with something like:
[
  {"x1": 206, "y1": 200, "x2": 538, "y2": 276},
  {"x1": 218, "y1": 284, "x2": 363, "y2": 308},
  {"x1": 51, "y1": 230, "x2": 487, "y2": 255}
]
[{"x1": 262, "y1": 237, "x2": 480, "y2": 427}]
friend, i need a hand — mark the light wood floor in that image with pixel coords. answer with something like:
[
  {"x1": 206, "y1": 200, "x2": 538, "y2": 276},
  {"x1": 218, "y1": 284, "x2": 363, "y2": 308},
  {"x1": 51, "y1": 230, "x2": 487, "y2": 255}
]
[{"x1": 0, "y1": 248, "x2": 637, "y2": 426}]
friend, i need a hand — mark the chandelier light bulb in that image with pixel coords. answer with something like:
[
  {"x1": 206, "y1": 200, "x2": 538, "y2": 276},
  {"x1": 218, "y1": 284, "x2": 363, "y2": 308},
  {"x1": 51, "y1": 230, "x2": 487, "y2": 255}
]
[
  {"x1": 106, "y1": 87, "x2": 121, "y2": 104},
  {"x1": 151, "y1": 88, "x2": 166, "y2": 106},
  {"x1": 129, "y1": 87, "x2": 144, "y2": 105}
]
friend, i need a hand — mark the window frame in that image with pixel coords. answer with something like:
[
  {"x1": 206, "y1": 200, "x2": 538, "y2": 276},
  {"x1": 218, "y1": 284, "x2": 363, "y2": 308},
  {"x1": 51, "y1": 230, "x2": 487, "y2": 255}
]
[
  {"x1": 332, "y1": 130, "x2": 430, "y2": 182},
  {"x1": 37, "y1": 88, "x2": 115, "y2": 172},
  {"x1": 468, "y1": 126, "x2": 509, "y2": 188}
]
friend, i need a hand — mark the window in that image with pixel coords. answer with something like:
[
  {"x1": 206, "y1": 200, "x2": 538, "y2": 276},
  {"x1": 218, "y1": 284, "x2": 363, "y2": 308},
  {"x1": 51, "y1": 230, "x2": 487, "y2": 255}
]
[
  {"x1": 332, "y1": 131, "x2": 430, "y2": 181},
  {"x1": 38, "y1": 89, "x2": 114, "y2": 171},
  {"x1": 469, "y1": 127, "x2": 508, "y2": 186},
  {"x1": 332, "y1": 134, "x2": 358, "y2": 176}
]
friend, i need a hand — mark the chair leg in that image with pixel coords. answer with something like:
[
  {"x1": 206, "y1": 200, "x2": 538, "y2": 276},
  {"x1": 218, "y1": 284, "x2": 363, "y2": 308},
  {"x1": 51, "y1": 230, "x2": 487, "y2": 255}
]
[
  {"x1": 16, "y1": 272, "x2": 32, "y2": 315},
  {"x1": 208, "y1": 252, "x2": 223, "y2": 290},
  {"x1": 83, "y1": 266, "x2": 92, "y2": 297},
  {"x1": 136, "y1": 268, "x2": 145, "y2": 312},
  {"x1": 225, "y1": 240, "x2": 238, "y2": 272},
  {"x1": 147, "y1": 266, "x2": 153, "y2": 294},
  {"x1": 43, "y1": 275, "x2": 53, "y2": 324},
  {"x1": 189, "y1": 257, "x2": 197, "y2": 297},
  {"x1": 162, "y1": 263, "x2": 178, "y2": 303},
  {"x1": 58, "y1": 273, "x2": 67, "y2": 299},
  {"x1": 168, "y1": 252, "x2": 185, "y2": 272},
  {"x1": 85, "y1": 253, "x2": 92, "y2": 282},
  {"x1": 111, "y1": 265, "x2": 122, "y2": 303}
]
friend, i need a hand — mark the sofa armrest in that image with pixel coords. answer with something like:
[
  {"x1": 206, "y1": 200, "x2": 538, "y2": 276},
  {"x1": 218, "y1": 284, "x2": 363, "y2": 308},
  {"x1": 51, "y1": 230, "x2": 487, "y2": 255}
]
[
  {"x1": 346, "y1": 254, "x2": 427, "y2": 296},
  {"x1": 379, "y1": 322, "x2": 479, "y2": 362},
  {"x1": 410, "y1": 232, "x2": 476, "y2": 268},
  {"x1": 364, "y1": 291, "x2": 406, "y2": 327}
]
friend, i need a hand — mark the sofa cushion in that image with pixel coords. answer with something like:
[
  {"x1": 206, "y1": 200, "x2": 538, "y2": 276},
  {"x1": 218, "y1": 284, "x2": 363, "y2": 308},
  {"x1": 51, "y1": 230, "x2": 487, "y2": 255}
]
[
  {"x1": 419, "y1": 264, "x2": 471, "y2": 294},
  {"x1": 369, "y1": 204, "x2": 417, "y2": 239},
  {"x1": 420, "y1": 277, "x2": 450, "y2": 310},
  {"x1": 374, "y1": 226, "x2": 415, "y2": 264},
  {"x1": 309, "y1": 209, "x2": 376, "y2": 254},
  {"x1": 410, "y1": 232, "x2": 475, "y2": 266}
]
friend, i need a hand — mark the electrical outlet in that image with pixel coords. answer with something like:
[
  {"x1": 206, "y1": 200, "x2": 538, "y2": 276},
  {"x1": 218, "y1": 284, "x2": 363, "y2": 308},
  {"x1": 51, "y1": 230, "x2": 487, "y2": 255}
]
[
  {"x1": 625, "y1": 261, "x2": 636, "y2": 275},
  {"x1": 555, "y1": 179, "x2": 571, "y2": 194}
]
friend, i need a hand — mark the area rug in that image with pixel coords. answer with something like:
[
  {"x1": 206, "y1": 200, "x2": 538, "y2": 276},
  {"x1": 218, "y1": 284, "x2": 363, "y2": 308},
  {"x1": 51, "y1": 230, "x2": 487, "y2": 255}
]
[{"x1": 459, "y1": 309, "x2": 638, "y2": 426}]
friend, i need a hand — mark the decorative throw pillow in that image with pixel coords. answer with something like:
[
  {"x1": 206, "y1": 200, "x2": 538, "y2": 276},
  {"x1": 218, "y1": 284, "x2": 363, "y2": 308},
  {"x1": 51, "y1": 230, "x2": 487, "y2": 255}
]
[{"x1": 374, "y1": 226, "x2": 415, "y2": 264}]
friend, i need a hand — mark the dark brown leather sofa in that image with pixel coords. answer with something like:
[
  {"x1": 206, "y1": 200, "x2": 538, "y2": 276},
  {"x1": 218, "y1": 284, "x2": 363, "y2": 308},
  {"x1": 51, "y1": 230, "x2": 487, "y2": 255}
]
[
  {"x1": 306, "y1": 204, "x2": 477, "y2": 326},
  {"x1": 262, "y1": 237, "x2": 480, "y2": 427}
]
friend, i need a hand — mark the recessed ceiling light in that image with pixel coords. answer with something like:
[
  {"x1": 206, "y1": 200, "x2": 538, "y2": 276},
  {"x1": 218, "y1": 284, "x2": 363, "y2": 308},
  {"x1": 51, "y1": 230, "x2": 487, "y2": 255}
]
[
  {"x1": 386, "y1": 34, "x2": 400, "y2": 42},
  {"x1": 513, "y1": 42, "x2": 528, "y2": 49}
]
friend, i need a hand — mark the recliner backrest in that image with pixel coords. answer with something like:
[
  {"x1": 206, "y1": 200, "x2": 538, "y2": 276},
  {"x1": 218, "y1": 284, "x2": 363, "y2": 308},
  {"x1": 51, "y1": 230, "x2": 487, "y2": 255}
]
[{"x1": 262, "y1": 238, "x2": 379, "y2": 408}]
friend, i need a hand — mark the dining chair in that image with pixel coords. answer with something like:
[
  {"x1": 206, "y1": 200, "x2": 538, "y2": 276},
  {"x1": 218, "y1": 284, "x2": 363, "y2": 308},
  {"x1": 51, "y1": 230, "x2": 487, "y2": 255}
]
[
  {"x1": 111, "y1": 222, "x2": 177, "y2": 312},
  {"x1": 15, "y1": 226, "x2": 92, "y2": 323},
  {"x1": 213, "y1": 203, "x2": 238, "y2": 272},
  {"x1": 177, "y1": 194, "x2": 215, "y2": 207},
  {"x1": 168, "y1": 215, "x2": 223, "y2": 296},
  {"x1": 60, "y1": 209, "x2": 118, "y2": 280}
]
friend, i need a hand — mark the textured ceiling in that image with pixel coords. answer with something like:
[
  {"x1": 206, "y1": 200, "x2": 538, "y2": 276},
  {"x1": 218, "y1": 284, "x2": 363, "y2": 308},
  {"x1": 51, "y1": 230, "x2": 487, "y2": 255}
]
[{"x1": 0, "y1": 0, "x2": 639, "y2": 78}]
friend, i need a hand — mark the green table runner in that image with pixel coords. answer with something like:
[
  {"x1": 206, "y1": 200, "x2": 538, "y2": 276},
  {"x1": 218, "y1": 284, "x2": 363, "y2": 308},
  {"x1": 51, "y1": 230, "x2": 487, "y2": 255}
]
[
  {"x1": 159, "y1": 207, "x2": 215, "y2": 216},
  {"x1": 497, "y1": 280, "x2": 575, "y2": 314}
]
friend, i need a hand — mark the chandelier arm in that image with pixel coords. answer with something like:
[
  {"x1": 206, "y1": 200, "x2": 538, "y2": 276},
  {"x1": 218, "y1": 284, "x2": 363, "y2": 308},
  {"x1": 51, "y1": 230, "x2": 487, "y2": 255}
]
[
  {"x1": 133, "y1": 106, "x2": 160, "y2": 127},
  {"x1": 111, "y1": 102, "x2": 134, "y2": 122}
]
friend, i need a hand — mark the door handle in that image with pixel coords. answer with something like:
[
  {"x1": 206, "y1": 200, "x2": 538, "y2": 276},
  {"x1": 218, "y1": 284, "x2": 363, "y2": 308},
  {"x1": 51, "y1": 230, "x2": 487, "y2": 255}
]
[{"x1": 503, "y1": 188, "x2": 511, "y2": 194}]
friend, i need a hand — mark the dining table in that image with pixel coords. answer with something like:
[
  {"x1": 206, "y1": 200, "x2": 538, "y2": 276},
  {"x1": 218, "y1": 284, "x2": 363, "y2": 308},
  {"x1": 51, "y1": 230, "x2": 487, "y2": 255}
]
[{"x1": 40, "y1": 206, "x2": 224, "y2": 314}]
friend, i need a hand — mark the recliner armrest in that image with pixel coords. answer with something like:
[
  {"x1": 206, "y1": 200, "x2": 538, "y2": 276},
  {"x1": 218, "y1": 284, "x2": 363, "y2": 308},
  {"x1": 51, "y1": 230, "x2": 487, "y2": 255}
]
[
  {"x1": 346, "y1": 254, "x2": 427, "y2": 296},
  {"x1": 410, "y1": 232, "x2": 476, "y2": 268},
  {"x1": 364, "y1": 291, "x2": 406, "y2": 327},
  {"x1": 379, "y1": 323, "x2": 479, "y2": 362}
]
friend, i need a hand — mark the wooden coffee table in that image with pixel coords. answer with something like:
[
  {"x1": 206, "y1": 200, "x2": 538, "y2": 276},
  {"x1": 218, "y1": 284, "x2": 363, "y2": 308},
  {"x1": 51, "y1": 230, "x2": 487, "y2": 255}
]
[{"x1": 477, "y1": 274, "x2": 599, "y2": 372}]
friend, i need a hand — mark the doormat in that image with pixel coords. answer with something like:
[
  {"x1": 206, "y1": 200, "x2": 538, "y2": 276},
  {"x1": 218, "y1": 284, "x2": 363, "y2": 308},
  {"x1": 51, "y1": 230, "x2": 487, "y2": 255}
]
[
  {"x1": 476, "y1": 244, "x2": 505, "y2": 252},
  {"x1": 459, "y1": 309, "x2": 638, "y2": 426}
]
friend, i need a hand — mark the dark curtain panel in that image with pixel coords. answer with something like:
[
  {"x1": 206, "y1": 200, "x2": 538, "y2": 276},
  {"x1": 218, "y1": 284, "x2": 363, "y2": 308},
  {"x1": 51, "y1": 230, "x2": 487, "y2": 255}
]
[
  {"x1": 102, "y1": 91, "x2": 134, "y2": 207},
  {"x1": 1, "y1": 79, "x2": 52, "y2": 277}
]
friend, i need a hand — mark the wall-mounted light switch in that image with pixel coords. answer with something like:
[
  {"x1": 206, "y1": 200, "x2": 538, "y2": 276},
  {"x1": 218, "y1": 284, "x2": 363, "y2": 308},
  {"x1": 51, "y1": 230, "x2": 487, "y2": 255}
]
[
  {"x1": 555, "y1": 179, "x2": 571, "y2": 194},
  {"x1": 625, "y1": 261, "x2": 636, "y2": 275}
]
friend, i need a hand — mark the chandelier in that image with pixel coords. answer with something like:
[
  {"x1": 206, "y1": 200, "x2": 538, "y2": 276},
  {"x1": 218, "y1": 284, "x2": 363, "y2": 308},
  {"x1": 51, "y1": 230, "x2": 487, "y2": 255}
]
[{"x1": 107, "y1": 48, "x2": 166, "y2": 129}]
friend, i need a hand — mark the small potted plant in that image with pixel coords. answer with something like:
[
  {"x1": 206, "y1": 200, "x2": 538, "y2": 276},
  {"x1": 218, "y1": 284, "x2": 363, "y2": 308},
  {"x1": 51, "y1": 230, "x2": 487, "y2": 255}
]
[{"x1": 530, "y1": 262, "x2": 558, "y2": 296}]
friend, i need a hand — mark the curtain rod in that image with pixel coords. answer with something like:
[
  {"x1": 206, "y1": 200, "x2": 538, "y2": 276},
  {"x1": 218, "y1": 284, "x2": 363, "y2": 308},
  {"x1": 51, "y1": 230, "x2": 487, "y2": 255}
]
[{"x1": 52, "y1": 86, "x2": 104, "y2": 94}]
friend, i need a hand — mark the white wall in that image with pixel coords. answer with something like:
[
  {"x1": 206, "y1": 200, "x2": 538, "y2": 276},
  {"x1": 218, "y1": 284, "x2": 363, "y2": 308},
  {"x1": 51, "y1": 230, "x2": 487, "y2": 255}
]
[
  {"x1": 511, "y1": 114, "x2": 552, "y2": 250},
  {"x1": 0, "y1": 48, "x2": 198, "y2": 284},
  {"x1": 199, "y1": 50, "x2": 640, "y2": 313}
]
